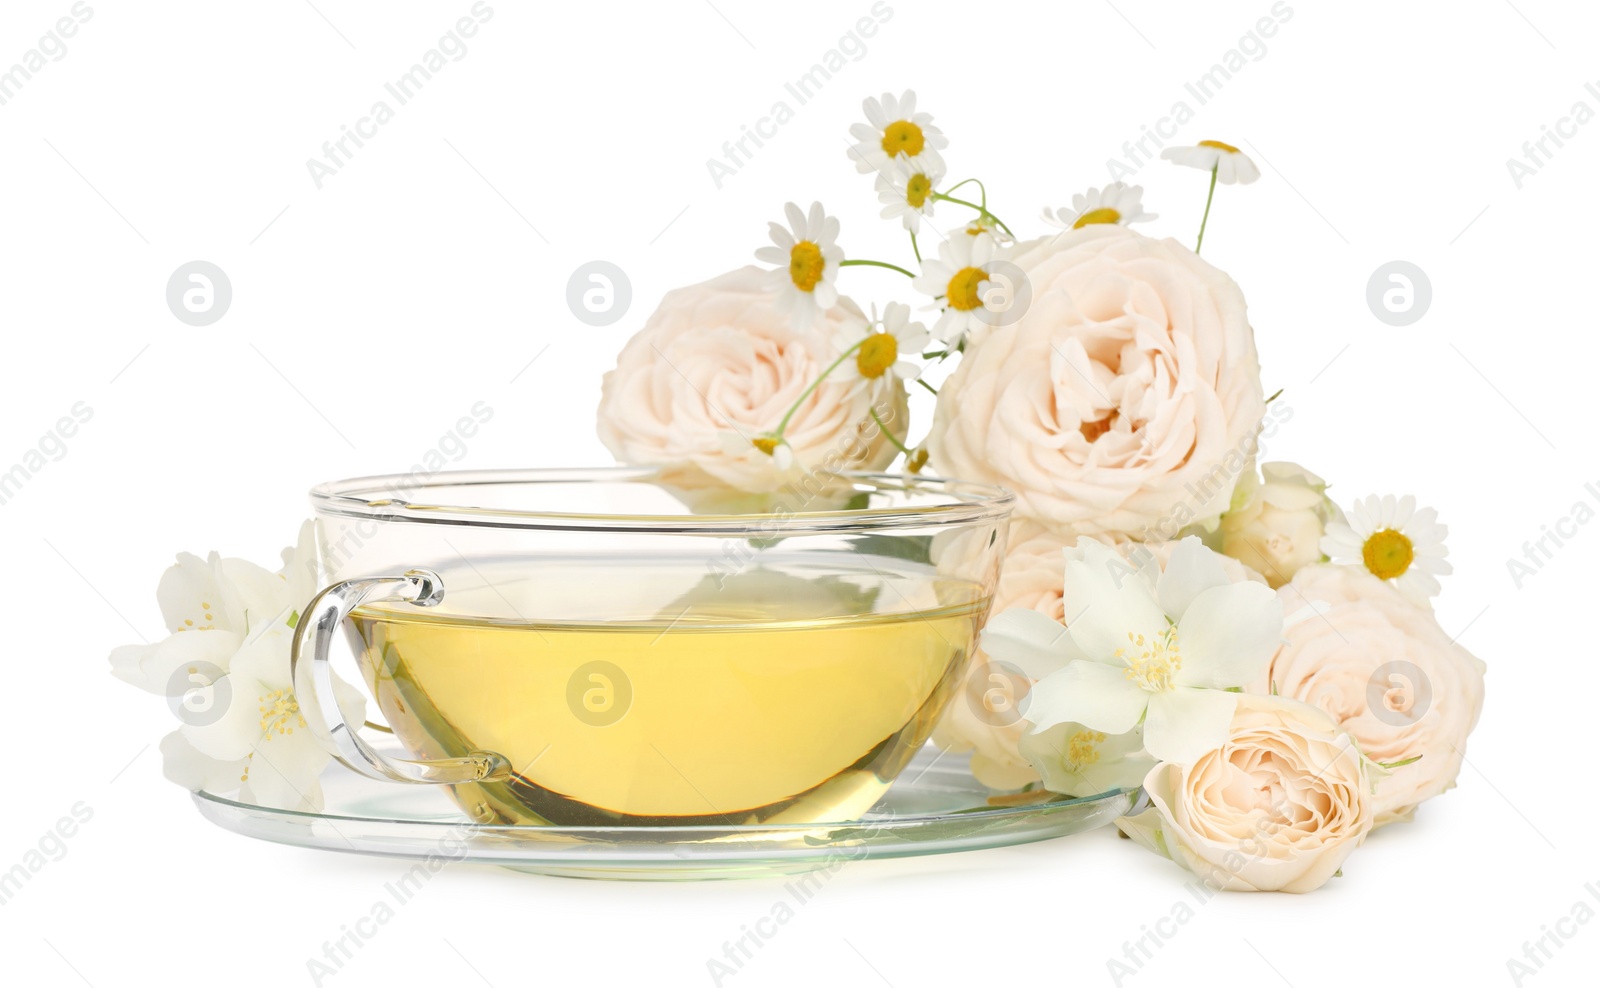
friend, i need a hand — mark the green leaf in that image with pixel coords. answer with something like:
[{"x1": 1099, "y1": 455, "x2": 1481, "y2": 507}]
[
  {"x1": 849, "y1": 533, "x2": 934, "y2": 566},
  {"x1": 841, "y1": 491, "x2": 873, "y2": 512},
  {"x1": 1378, "y1": 755, "x2": 1423, "y2": 770}
]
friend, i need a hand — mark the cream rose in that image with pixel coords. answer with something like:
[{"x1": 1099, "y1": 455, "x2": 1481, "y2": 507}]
[
  {"x1": 1218, "y1": 461, "x2": 1341, "y2": 588},
  {"x1": 932, "y1": 519, "x2": 1073, "y2": 789},
  {"x1": 1118, "y1": 693, "x2": 1375, "y2": 893},
  {"x1": 926, "y1": 225, "x2": 1265, "y2": 539},
  {"x1": 1251, "y1": 563, "x2": 1487, "y2": 825},
  {"x1": 597, "y1": 266, "x2": 906, "y2": 494},
  {"x1": 932, "y1": 528, "x2": 1264, "y2": 790}
]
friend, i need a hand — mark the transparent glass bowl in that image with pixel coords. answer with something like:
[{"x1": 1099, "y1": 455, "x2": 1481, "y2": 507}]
[
  {"x1": 194, "y1": 742, "x2": 1138, "y2": 880},
  {"x1": 292, "y1": 468, "x2": 1016, "y2": 828}
]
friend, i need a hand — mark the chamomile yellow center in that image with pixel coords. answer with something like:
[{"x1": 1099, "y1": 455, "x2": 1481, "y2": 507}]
[
  {"x1": 905, "y1": 172, "x2": 932, "y2": 208},
  {"x1": 856, "y1": 333, "x2": 899, "y2": 379},
  {"x1": 1067, "y1": 729, "x2": 1108, "y2": 766},
  {"x1": 1073, "y1": 207, "x2": 1122, "y2": 229},
  {"x1": 752, "y1": 437, "x2": 781, "y2": 456},
  {"x1": 945, "y1": 266, "x2": 988, "y2": 311},
  {"x1": 1198, "y1": 139, "x2": 1240, "y2": 153},
  {"x1": 1117, "y1": 627, "x2": 1182, "y2": 693},
  {"x1": 881, "y1": 120, "x2": 926, "y2": 158},
  {"x1": 789, "y1": 241, "x2": 825, "y2": 292},
  {"x1": 1362, "y1": 529, "x2": 1415, "y2": 580}
]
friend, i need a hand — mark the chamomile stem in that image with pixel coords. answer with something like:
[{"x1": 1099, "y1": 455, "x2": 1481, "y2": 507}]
[
  {"x1": 870, "y1": 406, "x2": 915, "y2": 456},
  {"x1": 943, "y1": 178, "x2": 988, "y2": 209},
  {"x1": 1195, "y1": 165, "x2": 1218, "y2": 254},
  {"x1": 932, "y1": 193, "x2": 1014, "y2": 239},
  {"x1": 775, "y1": 341, "x2": 862, "y2": 437},
  {"x1": 909, "y1": 230, "x2": 922, "y2": 264},
  {"x1": 915, "y1": 377, "x2": 939, "y2": 397},
  {"x1": 840, "y1": 258, "x2": 915, "y2": 278}
]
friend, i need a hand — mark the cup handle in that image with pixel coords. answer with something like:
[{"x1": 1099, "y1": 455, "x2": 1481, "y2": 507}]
[{"x1": 291, "y1": 568, "x2": 511, "y2": 785}]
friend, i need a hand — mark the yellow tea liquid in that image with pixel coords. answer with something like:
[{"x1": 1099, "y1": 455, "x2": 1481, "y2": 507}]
[{"x1": 348, "y1": 556, "x2": 987, "y2": 826}]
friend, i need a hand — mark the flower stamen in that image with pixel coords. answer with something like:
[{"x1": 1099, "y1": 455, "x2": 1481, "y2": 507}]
[
  {"x1": 855, "y1": 333, "x2": 899, "y2": 379},
  {"x1": 945, "y1": 266, "x2": 988, "y2": 311},
  {"x1": 881, "y1": 120, "x2": 926, "y2": 158},
  {"x1": 789, "y1": 241, "x2": 825, "y2": 292},
  {"x1": 1066, "y1": 729, "x2": 1107, "y2": 767},
  {"x1": 258, "y1": 688, "x2": 305, "y2": 739},
  {"x1": 1073, "y1": 207, "x2": 1122, "y2": 228},
  {"x1": 1116, "y1": 627, "x2": 1183, "y2": 693},
  {"x1": 905, "y1": 173, "x2": 932, "y2": 208},
  {"x1": 1361, "y1": 528, "x2": 1415, "y2": 580}
]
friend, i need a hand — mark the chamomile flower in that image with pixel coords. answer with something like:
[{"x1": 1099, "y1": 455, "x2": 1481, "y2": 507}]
[
  {"x1": 959, "y1": 215, "x2": 1013, "y2": 246},
  {"x1": 1160, "y1": 140, "x2": 1261, "y2": 185},
  {"x1": 755, "y1": 201, "x2": 844, "y2": 329},
  {"x1": 848, "y1": 89, "x2": 948, "y2": 175},
  {"x1": 911, "y1": 230, "x2": 1008, "y2": 345},
  {"x1": 1320, "y1": 494, "x2": 1452, "y2": 604},
  {"x1": 876, "y1": 157, "x2": 944, "y2": 233},
  {"x1": 832, "y1": 302, "x2": 928, "y2": 396},
  {"x1": 751, "y1": 435, "x2": 795, "y2": 470},
  {"x1": 1042, "y1": 182, "x2": 1157, "y2": 230},
  {"x1": 718, "y1": 432, "x2": 797, "y2": 473}
]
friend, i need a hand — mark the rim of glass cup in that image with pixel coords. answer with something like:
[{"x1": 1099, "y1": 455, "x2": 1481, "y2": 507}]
[{"x1": 309, "y1": 466, "x2": 1014, "y2": 535}]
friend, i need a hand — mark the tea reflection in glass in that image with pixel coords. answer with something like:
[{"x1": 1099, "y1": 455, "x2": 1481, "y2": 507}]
[{"x1": 350, "y1": 555, "x2": 986, "y2": 826}]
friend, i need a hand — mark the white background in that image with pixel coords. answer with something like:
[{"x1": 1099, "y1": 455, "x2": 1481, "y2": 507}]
[{"x1": 0, "y1": 0, "x2": 1588, "y2": 985}]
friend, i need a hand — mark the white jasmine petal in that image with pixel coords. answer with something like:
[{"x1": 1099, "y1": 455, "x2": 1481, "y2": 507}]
[
  {"x1": 979, "y1": 607, "x2": 1083, "y2": 679},
  {"x1": 1156, "y1": 535, "x2": 1232, "y2": 619},
  {"x1": 1143, "y1": 688, "x2": 1238, "y2": 765},
  {"x1": 1172, "y1": 581, "x2": 1283, "y2": 689},
  {"x1": 1023, "y1": 661, "x2": 1150, "y2": 735}
]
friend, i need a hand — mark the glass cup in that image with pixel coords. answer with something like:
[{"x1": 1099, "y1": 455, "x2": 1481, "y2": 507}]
[{"x1": 292, "y1": 468, "x2": 1013, "y2": 827}]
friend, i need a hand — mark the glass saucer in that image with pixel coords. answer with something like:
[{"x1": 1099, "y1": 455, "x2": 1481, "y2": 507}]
[{"x1": 193, "y1": 744, "x2": 1137, "y2": 881}]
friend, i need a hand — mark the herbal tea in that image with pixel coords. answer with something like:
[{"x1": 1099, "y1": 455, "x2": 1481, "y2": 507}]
[{"x1": 349, "y1": 556, "x2": 988, "y2": 826}]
